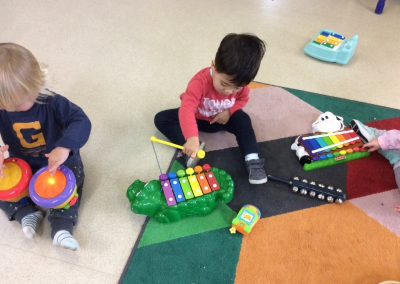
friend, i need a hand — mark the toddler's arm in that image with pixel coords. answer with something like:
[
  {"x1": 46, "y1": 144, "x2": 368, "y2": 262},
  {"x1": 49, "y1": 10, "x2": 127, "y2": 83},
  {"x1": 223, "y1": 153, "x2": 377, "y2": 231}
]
[
  {"x1": 179, "y1": 79, "x2": 203, "y2": 141},
  {"x1": 183, "y1": 137, "x2": 200, "y2": 158},
  {"x1": 52, "y1": 95, "x2": 92, "y2": 152},
  {"x1": 45, "y1": 146, "x2": 71, "y2": 175},
  {"x1": 363, "y1": 139, "x2": 381, "y2": 152},
  {"x1": 378, "y1": 130, "x2": 400, "y2": 150},
  {"x1": 0, "y1": 145, "x2": 9, "y2": 177}
]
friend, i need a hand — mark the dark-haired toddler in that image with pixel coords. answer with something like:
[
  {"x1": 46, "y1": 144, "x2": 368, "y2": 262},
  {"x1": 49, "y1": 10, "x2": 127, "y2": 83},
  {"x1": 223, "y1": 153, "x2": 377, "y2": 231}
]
[{"x1": 154, "y1": 33, "x2": 268, "y2": 184}]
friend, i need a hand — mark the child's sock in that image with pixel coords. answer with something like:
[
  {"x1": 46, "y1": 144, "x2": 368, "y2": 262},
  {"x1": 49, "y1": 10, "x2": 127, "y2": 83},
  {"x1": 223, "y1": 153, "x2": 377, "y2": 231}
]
[
  {"x1": 53, "y1": 230, "x2": 80, "y2": 251},
  {"x1": 245, "y1": 153, "x2": 259, "y2": 161},
  {"x1": 21, "y1": 211, "x2": 44, "y2": 239}
]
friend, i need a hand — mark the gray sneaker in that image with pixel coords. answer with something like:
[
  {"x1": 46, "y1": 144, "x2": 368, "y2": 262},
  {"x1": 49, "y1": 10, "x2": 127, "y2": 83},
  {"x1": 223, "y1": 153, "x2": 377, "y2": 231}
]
[
  {"x1": 186, "y1": 141, "x2": 206, "y2": 168},
  {"x1": 245, "y1": 158, "x2": 268, "y2": 184},
  {"x1": 350, "y1": 119, "x2": 376, "y2": 143}
]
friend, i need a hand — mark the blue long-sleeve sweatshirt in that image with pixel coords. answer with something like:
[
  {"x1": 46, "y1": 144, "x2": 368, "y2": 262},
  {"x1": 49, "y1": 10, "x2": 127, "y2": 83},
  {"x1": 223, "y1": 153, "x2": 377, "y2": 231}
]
[{"x1": 0, "y1": 91, "x2": 91, "y2": 170}]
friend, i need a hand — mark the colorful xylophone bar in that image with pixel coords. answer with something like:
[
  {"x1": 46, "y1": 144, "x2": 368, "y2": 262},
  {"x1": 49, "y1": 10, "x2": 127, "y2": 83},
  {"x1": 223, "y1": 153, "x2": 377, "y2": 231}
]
[
  {"x1": 299, "y1": 129, "x2": 370, "y2": 171},
  {"x1": 159, "y1": 164, "x2": 220, "y2": 207}
]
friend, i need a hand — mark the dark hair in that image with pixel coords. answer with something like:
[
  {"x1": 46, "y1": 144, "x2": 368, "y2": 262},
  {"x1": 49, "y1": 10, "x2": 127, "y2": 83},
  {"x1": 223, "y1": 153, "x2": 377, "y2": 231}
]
[{"x1": 214, "y1": 33, "x2": 266, "y2": 86}]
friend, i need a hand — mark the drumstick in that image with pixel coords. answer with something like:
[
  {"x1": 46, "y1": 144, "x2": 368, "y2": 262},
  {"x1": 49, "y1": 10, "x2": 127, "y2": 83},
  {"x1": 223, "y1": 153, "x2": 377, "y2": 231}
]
[{"x1": 150, "y1": 136, "x2": 205, "y2": 159}]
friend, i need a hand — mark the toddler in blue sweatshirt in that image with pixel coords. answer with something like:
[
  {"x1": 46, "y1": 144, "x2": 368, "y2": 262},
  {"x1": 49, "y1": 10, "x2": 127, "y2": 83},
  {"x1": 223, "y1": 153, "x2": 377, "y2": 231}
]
[{"x1": 0, "y1": 43, "x2": 91, "y2": 251}]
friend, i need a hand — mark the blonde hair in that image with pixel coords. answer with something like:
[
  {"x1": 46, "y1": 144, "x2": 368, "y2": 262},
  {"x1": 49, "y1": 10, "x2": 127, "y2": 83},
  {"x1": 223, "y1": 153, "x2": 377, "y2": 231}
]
[{"x1": 0, "y1": 43, "x2": 46, "y2": 110}]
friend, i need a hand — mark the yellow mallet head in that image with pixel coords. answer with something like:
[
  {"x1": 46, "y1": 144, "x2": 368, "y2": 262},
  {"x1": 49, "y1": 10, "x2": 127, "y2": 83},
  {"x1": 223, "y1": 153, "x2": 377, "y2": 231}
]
[{"x1": 197, "y1": 150, "x2": 206, "y2": 159}]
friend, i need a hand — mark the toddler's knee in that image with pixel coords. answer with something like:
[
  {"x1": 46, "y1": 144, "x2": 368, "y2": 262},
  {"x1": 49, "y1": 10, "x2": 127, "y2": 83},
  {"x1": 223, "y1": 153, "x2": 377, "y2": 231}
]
[
  {"x1": 154, "y1": 111, "x2": 164, "y2": 129},
  {"x1": 231, "y1": 110, "x2": 252, "y2": 127},
  {"x1": 48, "y1": 208, "x2": 78, "y2": 225}
]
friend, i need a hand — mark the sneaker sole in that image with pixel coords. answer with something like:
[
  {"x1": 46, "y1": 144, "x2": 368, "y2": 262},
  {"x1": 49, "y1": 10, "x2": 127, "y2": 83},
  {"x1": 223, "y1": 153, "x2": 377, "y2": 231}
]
[
  {"x1": 249, "y1": 177, "x2": 268, "y2": 184},
  {"x1": 350, "y1": 120, "x2": 370, "y2": 143}
]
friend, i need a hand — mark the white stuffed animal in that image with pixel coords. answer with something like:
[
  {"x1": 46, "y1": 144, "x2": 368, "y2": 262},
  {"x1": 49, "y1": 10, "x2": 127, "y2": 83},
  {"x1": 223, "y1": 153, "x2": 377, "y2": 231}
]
[
  {"x1": 312, "y1": 111, "x2": 344, "y2": 133},
  {"x1": 291, "y1": 111, "x2": 344, "y2": 165}
]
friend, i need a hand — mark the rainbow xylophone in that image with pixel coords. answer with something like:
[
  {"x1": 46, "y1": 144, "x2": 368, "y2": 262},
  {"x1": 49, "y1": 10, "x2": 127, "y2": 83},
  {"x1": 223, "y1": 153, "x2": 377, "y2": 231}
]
[
  {"x1": 160, "y1": 164, "x2": 220, "y2": 206},
  {"x1": 299, "y1": 129, "x2": 370, "y2": 171},
  {"x1": 304, "y1": 29, "x2": 359, "y2": 65},
  {"x1": 127, "y1": 165, "x2": 234, "y2": 223}
]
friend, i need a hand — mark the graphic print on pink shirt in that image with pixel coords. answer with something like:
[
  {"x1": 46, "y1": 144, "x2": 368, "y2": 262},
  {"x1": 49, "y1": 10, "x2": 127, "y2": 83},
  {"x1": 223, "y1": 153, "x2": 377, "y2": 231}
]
[{"x1": 199, "y1": 98, "x2": 236, "y2": 117}]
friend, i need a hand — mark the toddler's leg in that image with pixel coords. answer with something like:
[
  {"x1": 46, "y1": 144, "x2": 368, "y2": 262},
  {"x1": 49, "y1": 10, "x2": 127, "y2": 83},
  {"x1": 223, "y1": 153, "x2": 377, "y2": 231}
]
[
  {"x1": 0, "y1": 198, "x2": 43, "y2": 239},
  {"x1": 49, "y1": 207, "x2": 79, "y2": 250},
  {"x1": 394, "y1": 165, "x2": 400, "y2": 190},
  {"x1": 350, "y1": 119, "x2": 385, "y2": 142},
  {"x1": 394, "y1": 166, "x2": 400, "y2": 213},
  {"x1": 225, "y1": 110, "x2": 267, "y2": 184},
  {"x1": 351, "y1": 119, "x2": 400, "y2": 167},
  {"x1": 49, "y1": 161, "x2": 84, "y2": 251},
  {"x1": 21, "y1": 211, "x2": 44, "y2": 239},
  {"x1": 154, "y1": 108, "x2": 186, "y2": 145}
]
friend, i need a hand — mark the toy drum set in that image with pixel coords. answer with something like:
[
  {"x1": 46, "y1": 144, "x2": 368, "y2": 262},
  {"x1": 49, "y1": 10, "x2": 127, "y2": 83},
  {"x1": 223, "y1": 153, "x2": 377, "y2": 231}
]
[{"x1": 0, "y1": 158, "x2": 78, "y2": 209}]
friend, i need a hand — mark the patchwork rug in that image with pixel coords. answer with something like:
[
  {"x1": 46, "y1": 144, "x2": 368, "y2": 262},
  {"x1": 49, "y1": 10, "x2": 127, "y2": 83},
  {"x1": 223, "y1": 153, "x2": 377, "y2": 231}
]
[{"x1": 120, "y1": 83, "x2": 400, "y2": 284}]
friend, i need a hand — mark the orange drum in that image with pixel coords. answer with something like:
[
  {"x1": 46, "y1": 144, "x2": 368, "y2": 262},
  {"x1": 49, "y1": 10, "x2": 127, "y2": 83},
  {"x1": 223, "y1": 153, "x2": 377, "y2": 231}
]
[
  {"x1": 29, "y1": 165, "x2": 78, "y2": 209},
  {"x1": 0, "y1": 158, "x2": 32, "y2": 202}
]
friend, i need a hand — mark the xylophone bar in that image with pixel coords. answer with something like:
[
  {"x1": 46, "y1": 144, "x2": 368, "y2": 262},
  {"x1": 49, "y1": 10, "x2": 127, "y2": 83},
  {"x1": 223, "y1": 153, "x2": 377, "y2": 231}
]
[
  {"x1": 310, "y1": 137, "x2": 359, "y2": 154},
  {"x1": 168, "y1": 173, "x2": 186, "y2": 203},
  {"x1": 159, "y1": 174, "x2": 177, "y2": 206},
  {"x1": 159, "y1": 164, "x2": 221, "y2": 207},
  {"x1": 302, "y1": 130, "x2": 360, "y2": 154},
  {"x1": 303, "y1": 130, "x2": 354, "y2": 140}
]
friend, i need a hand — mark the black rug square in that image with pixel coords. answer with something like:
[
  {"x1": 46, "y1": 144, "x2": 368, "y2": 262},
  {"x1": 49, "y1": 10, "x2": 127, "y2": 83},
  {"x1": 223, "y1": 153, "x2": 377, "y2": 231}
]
[{"x1": 203, "y1": 136, "x2": 348, "y2": 218}]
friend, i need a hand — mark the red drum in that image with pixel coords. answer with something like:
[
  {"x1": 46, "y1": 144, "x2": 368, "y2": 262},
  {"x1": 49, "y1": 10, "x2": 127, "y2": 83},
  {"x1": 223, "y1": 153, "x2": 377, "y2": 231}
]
[{"x1": 0, "y1": 158, "x2": 32, "y2": 202}]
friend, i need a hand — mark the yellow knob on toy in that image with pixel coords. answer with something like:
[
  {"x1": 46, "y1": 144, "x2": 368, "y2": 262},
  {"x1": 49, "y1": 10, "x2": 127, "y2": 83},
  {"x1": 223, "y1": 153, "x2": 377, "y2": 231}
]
[{"x1": 186, "y1": 168, "x2": 194, "y2": 176}]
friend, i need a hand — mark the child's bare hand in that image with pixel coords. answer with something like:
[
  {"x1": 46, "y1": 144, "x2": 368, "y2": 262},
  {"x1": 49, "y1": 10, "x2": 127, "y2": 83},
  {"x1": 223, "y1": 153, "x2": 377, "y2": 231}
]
[
  {"x1": 183, "y1": 137, "x2": 200, "y2": 158},
  {"x1": 45, "y1": 147, "x2": 71, "y2": 175},
  {"x1": 363, "y1": 139, "x2": 381, "y2": 152},
  {"x1": 210, "y1": 110, "x2": 230, "y2": 125},
  {"x1": 395, "y1": 205, "x2": 400, "y2": 213},
  {"x1": 0, "y1": 145, "x2": 9, "y2": 178}
]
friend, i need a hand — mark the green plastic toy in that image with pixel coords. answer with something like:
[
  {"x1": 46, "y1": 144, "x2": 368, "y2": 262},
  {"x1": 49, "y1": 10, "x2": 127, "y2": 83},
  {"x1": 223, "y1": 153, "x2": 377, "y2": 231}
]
[{"x1": 126, "y1": 167, "x2": 234, "y2": 223}]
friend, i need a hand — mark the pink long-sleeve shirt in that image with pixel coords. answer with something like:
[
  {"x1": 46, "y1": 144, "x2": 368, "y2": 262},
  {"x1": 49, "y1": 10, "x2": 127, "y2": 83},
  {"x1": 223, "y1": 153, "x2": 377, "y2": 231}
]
[
  {"x1": 378, "y1": 130, "x2": 400, "y2": 150},
  {"x1": 178, "y1": 67, "x2": 250, "y2": 140}
]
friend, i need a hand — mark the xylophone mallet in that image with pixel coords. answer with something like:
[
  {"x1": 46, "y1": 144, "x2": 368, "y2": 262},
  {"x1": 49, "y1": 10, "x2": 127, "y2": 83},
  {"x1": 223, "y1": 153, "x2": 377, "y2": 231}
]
[{"x1": 150, "y1": 136, "x2": 205, "y2": 159}]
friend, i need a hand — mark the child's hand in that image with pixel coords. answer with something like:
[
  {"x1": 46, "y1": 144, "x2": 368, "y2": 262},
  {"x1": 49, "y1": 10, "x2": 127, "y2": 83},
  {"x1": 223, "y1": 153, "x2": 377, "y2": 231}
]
[
  {"x1": 45, "y1": 147, "x2": 71, "y2": 175},
  {"x1": 363, "y1": 139, "x2": 381, "y2": 152},
  {"x1": 395, "y1": 205, "x2": 400, "y2": 213},
  {"x1": 0, "y1": 145, "x2": 9, "y2": 178},
  {"x1": 183, "y1": 137, "x2": 200, "y2": 158},
  {"x1": 210, "y1": 110, "x2": 230, "y2": 125}
]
